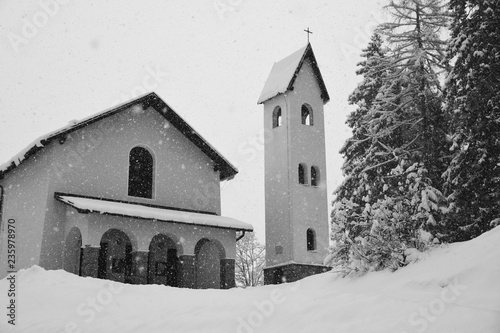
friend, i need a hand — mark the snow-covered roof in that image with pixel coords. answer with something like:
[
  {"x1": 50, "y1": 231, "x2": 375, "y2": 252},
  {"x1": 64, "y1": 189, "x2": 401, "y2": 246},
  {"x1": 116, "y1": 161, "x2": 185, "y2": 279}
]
[
  {"x1": 257, "y1": 43, "x2": 330, "y2": 104},
  {"x1": 0, "y1": 92, "x2": 238, "y2": 181},
  {"x1": 55, "y1": 193, "x2": 253, "y2": 232}
]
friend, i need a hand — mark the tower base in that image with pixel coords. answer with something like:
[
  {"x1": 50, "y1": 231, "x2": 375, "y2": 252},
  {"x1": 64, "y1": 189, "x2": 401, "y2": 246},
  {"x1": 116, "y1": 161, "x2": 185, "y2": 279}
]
[{"x1": 264, "y1": 263, "x2": 331, "y2": 285}]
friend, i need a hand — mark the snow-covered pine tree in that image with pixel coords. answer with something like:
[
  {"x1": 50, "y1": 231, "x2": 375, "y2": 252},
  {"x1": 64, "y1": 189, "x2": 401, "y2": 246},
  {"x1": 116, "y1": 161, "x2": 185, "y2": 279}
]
[
  {"x1": 373, "y1": 0, "x2": 451, "y2": 240},
  {"x1": 328, "y1": 0, "x2": 450, "y2": 276},
  {"x1": 376, "y1": 0, "x2": 450, "y2": 184},
  {"x1": 329, "y1": 34, "x2": 392, "y2": 272},
  {"x1": 335, "y1": 33, "x2": 387, "y2": 231},
  {"x1": 443, "y1": 0, "x2": 500, "y2": 241}
]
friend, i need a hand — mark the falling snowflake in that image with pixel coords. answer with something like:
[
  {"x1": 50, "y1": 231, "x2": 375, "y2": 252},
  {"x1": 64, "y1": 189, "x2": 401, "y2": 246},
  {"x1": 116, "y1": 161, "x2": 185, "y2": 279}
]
[{"x1": 131, "y1": 105, "x2": 144, "y2": 114}]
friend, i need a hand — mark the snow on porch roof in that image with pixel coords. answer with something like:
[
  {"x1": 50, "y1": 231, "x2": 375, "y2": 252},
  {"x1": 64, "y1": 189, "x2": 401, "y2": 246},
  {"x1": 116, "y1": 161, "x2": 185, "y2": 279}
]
[
  {"x1": 257, "y1": 43, "x2": 330, "y2": 104},
  {"x1": 0, "y1": 92, "x2": 238, "y2": 181},
  {"x1": 55, "y1": 193, "x2": 254, "y2": 232}
]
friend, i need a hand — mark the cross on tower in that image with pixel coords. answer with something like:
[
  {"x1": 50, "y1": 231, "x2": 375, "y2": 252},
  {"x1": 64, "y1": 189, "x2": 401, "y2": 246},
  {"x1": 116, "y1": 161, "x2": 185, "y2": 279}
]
[{"x1": 304, "y1": 27, "x2": 313, "y2": 43}]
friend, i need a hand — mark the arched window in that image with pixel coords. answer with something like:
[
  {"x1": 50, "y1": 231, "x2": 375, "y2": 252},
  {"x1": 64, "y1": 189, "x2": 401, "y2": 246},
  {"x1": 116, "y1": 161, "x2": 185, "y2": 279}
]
[
  {"x1": 128, "y1": 146, "x2": 154, "y2": 198},
  {"x1": 301, "y1": 104, "x2": 313, "y2": 126},
  {"x1": 311, "y1": 166, "x2": 319, "y2": 186},
  {"x1": 298, "y1": 163, "x2": 307, "y2": 185},
  {"x1": 273, "y1": 106, "x2": 282, "y2": 128},
  {"x1": 307, "y1": 228, "x2": 316, "y2": 251}
]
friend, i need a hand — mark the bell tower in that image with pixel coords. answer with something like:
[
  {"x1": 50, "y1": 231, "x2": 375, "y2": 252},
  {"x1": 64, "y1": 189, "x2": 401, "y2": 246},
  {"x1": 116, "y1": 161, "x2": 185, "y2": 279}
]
[{"x1": 258, "y1": 43, "x2": 330, "y2": 284}]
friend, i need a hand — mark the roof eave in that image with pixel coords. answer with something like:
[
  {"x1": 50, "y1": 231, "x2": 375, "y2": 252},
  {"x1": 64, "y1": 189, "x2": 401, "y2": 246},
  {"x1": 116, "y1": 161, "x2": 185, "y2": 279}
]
[
  {"x1": 143, "y1": 94, "x2": 238, "y2": 181},
  {"x1": 54, "y1": 192, "x2": 253, "y2": 232},
  {"x1": 0, "y1": 92, "x2": 238, "y2": 182}
]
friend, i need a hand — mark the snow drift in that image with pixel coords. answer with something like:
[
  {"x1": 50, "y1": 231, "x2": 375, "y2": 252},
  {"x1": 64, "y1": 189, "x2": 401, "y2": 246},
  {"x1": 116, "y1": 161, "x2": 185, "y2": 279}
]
[{"x1": 1, "y1": 226, "x2": 499, "y2": 333}]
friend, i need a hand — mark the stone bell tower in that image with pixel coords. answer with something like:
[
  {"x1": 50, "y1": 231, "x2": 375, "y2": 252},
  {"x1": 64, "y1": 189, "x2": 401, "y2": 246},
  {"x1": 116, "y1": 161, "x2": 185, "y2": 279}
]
[{"x1": 257, "y1": 43, "x2": 331, "y2": 284}]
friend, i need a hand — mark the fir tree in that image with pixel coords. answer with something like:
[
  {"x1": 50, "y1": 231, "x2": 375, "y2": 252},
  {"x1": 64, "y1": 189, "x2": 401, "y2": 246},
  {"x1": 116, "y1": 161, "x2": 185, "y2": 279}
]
[
  {"x1": 329, "y1": 0, "x2": 450, "y2": 275},
  {"x1": 329, "y1": 33, "x2": 391, "y2": 272},
  {"x1": 443, "y1": 0, "x2": 500, "y2": 241},
  {"x1": 376, "y1": 0, "x2": 450, "y2": 187},
  {"x1": 336, "y1": 33, "x2": 388, "y2": 235}
]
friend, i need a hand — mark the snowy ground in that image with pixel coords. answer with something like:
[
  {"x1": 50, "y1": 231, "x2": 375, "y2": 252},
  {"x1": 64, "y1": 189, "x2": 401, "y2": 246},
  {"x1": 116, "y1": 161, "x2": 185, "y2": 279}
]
[{"x1": 1, "y1": 227, "x2": 500, "y2": 333}]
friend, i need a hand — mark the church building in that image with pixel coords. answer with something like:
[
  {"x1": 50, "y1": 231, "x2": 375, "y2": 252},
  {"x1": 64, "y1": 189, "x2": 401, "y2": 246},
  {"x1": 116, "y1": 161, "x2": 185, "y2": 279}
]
[
  {"x1": 258, "y1": 43, "x2": 331, "y2": 284},
  {"x1": 0, "y1": 92, "x2": 253, "y2": 289}
]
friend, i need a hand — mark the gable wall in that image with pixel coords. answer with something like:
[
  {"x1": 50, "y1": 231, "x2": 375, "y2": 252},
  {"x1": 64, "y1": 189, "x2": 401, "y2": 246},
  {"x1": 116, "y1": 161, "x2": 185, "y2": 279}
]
[
  {"x1": 0, "y1": 104, "x2": 225, "y2": 277},
  {"x1": 45, "y1": 105, "x2": 221, "y2": 214},
  {"x1": 0, "y1": 151, "x2": 51, "y2": 278},
  {"x1": 39, "y1": 105, "x2": 222, "y2": 269}
]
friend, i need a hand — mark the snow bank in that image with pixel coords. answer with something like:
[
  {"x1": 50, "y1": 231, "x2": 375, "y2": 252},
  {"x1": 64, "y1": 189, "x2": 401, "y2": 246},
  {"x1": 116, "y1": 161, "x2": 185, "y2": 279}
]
[{"x1": 1, "y1": 227, "x2": 499, "y2": 333}]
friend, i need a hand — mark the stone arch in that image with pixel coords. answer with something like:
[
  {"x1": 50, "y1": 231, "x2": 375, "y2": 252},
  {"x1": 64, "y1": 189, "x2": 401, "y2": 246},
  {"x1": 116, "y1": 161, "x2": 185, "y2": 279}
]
[
  {"x1": 63, "y1": 227, "x2": 82, "y2": 275},
  {"x1": 148, "y1": 233, "x2": 183, "y2": 286},
  {"x1": 98, "y1": 228, "x2": 133, "y2": 283},
  {"x1": 194, "y1": 238, "x2": 226, "y2": 289},
  {"x1": 94, "y1": 226, "x2": 138, "y2": 253}
]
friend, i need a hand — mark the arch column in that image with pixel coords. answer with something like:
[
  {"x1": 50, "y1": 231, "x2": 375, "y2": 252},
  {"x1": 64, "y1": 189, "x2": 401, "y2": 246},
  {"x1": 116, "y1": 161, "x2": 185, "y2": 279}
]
[
  {"x1": 63, "y1": 227, "x2": 82, "y2": 275},
  {"x1": 220, "y1": 259, "x2": 235, "y2": 289},
  {"x1": 179, "y1": 255, "x2": 196, "y2": 289},
  {"x1": 81, "y1": 245, "x2": 100, "y2": 278},
  {"x1": 130, "y1": 250, "x2": 149, "y2": 284}
]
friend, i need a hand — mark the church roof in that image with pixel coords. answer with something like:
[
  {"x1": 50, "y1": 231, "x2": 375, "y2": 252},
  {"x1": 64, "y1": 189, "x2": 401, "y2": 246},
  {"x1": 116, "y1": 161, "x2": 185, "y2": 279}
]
[
  {"x1": 0, "y1": 92, "x2": 238, "y2": 181},
  {"x1": 55, "y1": 193, "x2": 253, "y2": 231},
  {"x1": 257, "y1": 43, "x2": 330, "y2": 104}
]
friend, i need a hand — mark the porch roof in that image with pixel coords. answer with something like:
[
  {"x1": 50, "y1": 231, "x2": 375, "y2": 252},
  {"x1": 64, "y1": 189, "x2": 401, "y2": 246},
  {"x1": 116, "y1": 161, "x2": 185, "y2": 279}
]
[{"x1": 55, "y1": 193, "x2": 253, "y2": 232}]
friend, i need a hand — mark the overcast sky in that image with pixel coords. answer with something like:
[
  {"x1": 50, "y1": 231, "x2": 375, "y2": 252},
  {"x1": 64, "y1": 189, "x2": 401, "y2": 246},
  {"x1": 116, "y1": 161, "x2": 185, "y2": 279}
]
[{"x1": 0, "y1": 0, "x2": 389, "y2": 240}]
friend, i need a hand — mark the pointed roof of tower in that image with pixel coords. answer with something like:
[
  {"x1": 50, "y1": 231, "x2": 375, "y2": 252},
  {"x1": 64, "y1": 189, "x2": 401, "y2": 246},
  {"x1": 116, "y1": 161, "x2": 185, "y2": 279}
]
[{"x1": 257, "y1": 43, "x2": 330, "y2": 104}]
